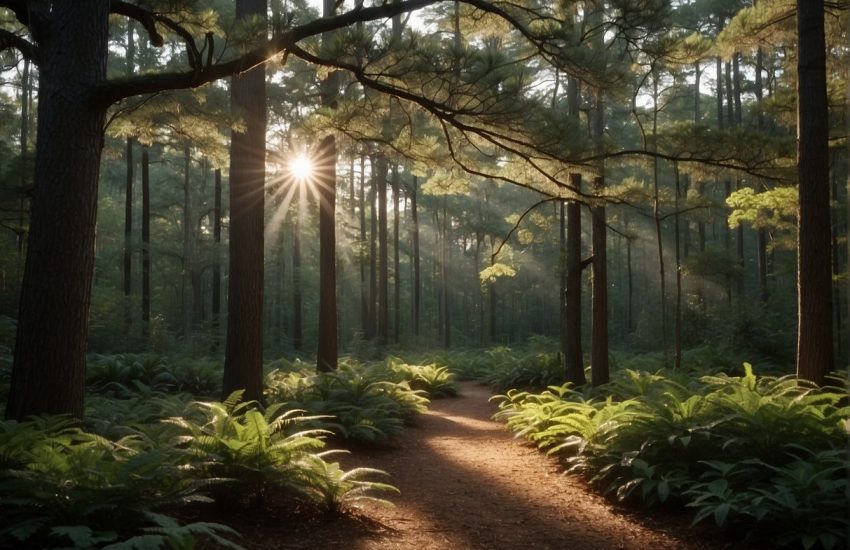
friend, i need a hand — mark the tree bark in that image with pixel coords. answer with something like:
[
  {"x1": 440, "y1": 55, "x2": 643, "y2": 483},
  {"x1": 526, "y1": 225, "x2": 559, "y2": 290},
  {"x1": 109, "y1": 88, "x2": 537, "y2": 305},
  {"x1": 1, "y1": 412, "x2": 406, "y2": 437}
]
[
  {"x1": 7, "y1": 2, "x2": 110, "y2": 420},
  {"x1": 796, "y1": 0, "x2": 833, "y2": 384},
  {"x1": 222, "y1": 0, "x2": 267, "y2": 402},
  {"x1": 316, "y1": 134, "x2": 338, "y2": 372}
]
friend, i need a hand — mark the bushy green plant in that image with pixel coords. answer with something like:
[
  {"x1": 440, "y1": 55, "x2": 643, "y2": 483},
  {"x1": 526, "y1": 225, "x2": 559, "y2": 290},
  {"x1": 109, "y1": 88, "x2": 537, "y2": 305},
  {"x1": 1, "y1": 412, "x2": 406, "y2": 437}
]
[
  {"x1": 297, "y1": 455, "x2": 399, "y2": 514},
  {"x1": 264, "y1": 362, "x2": 429, "y2": 443},
  {"x1": 383, "y1": 357, "x2": 459, "y2": 397},
  {"x1": 493, "y1": 363, "x2": 850, "y2": 547},
  {"x1": 0, "y1": 415, "x2": 237, "y2": 549},
  {"x1": 165, "y1": 391, "x2": 330, "y2": 500},
  {"x1": 87, "y1": 354, "x2": 222, "y2": 397}
]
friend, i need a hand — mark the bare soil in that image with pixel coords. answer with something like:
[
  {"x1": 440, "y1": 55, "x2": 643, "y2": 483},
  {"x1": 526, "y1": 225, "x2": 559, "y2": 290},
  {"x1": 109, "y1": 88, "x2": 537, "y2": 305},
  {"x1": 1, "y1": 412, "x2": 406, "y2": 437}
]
[{"x1": 223, "y1": 381, "x2": 747, "y2": 549}]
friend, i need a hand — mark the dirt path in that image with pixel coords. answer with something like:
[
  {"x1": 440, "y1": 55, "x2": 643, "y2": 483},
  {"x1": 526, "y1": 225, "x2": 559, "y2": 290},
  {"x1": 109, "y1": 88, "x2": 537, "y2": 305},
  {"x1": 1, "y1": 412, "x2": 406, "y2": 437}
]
[{"x1": 266, "y1": 382, "x2": 732, "y2": 549}]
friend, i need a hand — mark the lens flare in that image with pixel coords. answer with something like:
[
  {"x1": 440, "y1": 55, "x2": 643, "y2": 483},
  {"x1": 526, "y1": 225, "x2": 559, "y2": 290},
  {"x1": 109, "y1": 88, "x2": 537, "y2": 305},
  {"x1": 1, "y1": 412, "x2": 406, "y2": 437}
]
[{"x1": 289, "y1": 153, "x2": 314, "y2": 181}]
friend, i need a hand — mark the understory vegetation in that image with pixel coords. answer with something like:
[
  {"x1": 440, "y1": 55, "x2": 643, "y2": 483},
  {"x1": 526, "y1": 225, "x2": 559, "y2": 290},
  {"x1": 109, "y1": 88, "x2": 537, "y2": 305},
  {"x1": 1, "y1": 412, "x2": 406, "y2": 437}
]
[
  {"x1": 491, "y1": 359, "x2": 850, "y2": 549},
  {"x1": 1, "y1": 340, "x2": 846, "y2": 549},
  {"x1": 0, "y1": 353, "x2": 456, "y2": 549}
]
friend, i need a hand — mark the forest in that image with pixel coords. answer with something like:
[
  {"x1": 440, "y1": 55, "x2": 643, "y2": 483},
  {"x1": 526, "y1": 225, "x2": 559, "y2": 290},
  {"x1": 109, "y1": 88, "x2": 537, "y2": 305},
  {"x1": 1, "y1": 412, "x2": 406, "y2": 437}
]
[{"x1": 0, "y1": 0, "x2": 847, "y2": 548}]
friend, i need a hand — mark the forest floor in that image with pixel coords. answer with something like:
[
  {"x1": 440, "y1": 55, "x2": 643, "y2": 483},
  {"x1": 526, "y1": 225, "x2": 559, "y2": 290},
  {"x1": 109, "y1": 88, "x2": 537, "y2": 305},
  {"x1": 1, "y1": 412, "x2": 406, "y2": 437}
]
[{"x1": 212, "y1": 381, "x2": 749, "y2": 550}]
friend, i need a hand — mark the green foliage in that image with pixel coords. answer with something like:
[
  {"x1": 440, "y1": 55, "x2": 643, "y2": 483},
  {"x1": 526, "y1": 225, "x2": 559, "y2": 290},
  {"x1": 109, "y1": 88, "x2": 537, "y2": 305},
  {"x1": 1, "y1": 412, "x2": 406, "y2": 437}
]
[
  {"x1": 0, "y1": 415, "x2": 238, "y2": 549},
  {"x1": 165, "y1": 391, "x2": 331, "y2": 500},
  {"x1": 493, "y1": 363, "x2": 850, "y2": 547},
  {"x1": 382, "y1": 357, "x2": 459, "y2": 397},
  {"x1": 264, "y1": 362, "x2": 429, "y2": 443},
  {"x1": 87, "y1": 354, "x2": 222, "y2": 397},
  {"x1": 297, "y1": 456, "x2": 399, "y2": 514}
]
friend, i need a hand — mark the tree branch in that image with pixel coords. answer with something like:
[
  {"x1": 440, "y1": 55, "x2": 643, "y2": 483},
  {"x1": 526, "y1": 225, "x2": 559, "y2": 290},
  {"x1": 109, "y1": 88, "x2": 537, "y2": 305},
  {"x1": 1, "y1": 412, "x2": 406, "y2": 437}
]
[
  {"x1": 93, "y1": 0, "x2": 438, "y2": 105},
  {"x1": 109, "y1": 0, "x2": 164, "y2": 46},
  {"x1": 0, "y1": 29, "x2": 38, "y2": 64}
]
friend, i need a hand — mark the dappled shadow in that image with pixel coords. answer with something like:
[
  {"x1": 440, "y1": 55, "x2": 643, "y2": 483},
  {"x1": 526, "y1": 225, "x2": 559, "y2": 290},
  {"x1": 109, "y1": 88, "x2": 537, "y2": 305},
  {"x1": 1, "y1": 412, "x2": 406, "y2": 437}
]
[
  {"x1": 332, "y1": 383, "x2": 720, "y2": 550},
  {"x1": 253, "y1": 383, "x2": 746, "y2": 550}
]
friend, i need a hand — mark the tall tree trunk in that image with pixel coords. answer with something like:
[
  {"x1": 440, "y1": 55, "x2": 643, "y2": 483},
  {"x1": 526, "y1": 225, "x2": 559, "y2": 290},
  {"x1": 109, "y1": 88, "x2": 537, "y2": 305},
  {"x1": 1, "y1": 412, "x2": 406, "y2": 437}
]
[
  {"x1": 368, "y1": 166, "x2": 378, "y2": 340},
  {"x1": 441, "y1": 196, "x2": 451, "y2": 348},
  {"x1": 293, "y1": 186, "x2": 303, "y2": 351},
  {"x1": 796, "y1": 0, "x2": 833, "y2": 384},
  {"x1": 142, "y1": 148, "x2": 151, "y2": 335},
  {"x1": 360, "y1": 156, "x2": 369, "y2": 337},
  {"x1": 316, "y1": 0, "x2": 339, "y2": 371},
  {"x1": 736, "y1": 180, "x2": 745, "y2": 308},
  {"x1": 212, "y1": 168, "x2": 222, "y2": 337},
  {"x1": 124, "y1": 140, "x2": 134, "y2": 329},
  {"x1": 223, "y1": 0, "x2": 267, "y2": 402},
  {"x1": 17, "y1": 57, "x2": 29, "y2": 254},
  {"x1": 563, "y1": 74, "x2": 585, "y2": 385},
  {"x1": 392, "y1": 164, "x2": 401, "y2": 344},
  {"x1": 591, "y1": 88, "x2": 609, "y2": 386},
  {"x1": 411, "y1": 175, "x2": 420, "y2": 337},
  {"x1": 565, "y1": 175, "x2": 585, "y2": 386},
  {"x1": 652, "y1": 77, "x2": 667, "y2": 354},
  {"x1": 316, "y1": 134, "x2": 338, "y2": 371},
  {"x1": 732, "y1": 53, "x2": 742, "y2": 125},
  {"x1": 7, "y1": 2, "x2": 109, "y2": 420},
  {"x1": 755, "y1": 44, "x2": 770, "y2": 304},
  {"x1": 182, "y1": 145, "x2": 193, "y2": 337},
  {"x1": 123, "y1": 22, "x2": 135, "y2": 330},
  {"x1": 489, "y1": 237, "x2": 497, "y2": 342},
  {"x1": 674, "y1": 162, "x2": 683, "y2": 370},
  {"x1": 716, "y1": 56, "x2": 724, "y2": 131},
  {"x1": 377, "y1": 156, "x2": 389, "y2": 345}
]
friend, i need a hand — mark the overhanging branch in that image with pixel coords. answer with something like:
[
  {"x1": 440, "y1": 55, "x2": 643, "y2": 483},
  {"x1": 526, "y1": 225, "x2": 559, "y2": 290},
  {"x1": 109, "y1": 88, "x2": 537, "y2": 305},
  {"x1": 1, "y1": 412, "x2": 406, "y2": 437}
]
[
  {"x1": 93, "y1": 0, "x2": 438, "y2": 105},
  {"x1": 0, "y1": 28, "x2": 38, "y2": 64}
]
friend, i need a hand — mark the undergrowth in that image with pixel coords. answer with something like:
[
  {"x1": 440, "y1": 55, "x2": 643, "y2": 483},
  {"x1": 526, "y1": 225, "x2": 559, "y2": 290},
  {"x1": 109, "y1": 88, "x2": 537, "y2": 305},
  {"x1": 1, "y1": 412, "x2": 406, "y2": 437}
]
[{"x1": 492, "y1": 364, "x2": 850, "y2": 549}]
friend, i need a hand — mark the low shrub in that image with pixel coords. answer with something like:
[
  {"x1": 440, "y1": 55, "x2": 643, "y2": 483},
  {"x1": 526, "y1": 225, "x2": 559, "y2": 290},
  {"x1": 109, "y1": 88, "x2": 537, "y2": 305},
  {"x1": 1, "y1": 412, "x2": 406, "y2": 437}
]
[{"x1": 492, "y1": 364, "x2": 850, "y2": 548}]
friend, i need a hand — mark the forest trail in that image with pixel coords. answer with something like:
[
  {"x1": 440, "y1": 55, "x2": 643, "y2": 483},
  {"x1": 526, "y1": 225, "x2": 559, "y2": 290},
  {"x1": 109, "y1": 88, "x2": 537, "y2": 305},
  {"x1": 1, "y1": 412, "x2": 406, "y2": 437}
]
[{"x1": 268, "y1": 381, "x2": 727, "y2": 550}]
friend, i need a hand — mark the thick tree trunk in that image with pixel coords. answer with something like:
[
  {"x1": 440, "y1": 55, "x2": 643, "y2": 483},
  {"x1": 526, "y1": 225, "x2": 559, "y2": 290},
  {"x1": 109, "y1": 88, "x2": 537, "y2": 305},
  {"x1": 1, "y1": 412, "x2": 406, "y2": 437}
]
[
  {"x1": 316, "y1": 135, "x2": 338, "y2": 372},
  {"x1": 7, "y1": 2, "x2": 110, "y2": 420},
  {"x1": 796, "y1": 0, "x2": 833, "y2": 384},
  {"x1": 316, "y1": 0, "x2": 338, "y2": 371},
  {"x1": 222, "y1": 0, "x2": 267, "y2": 402}
]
